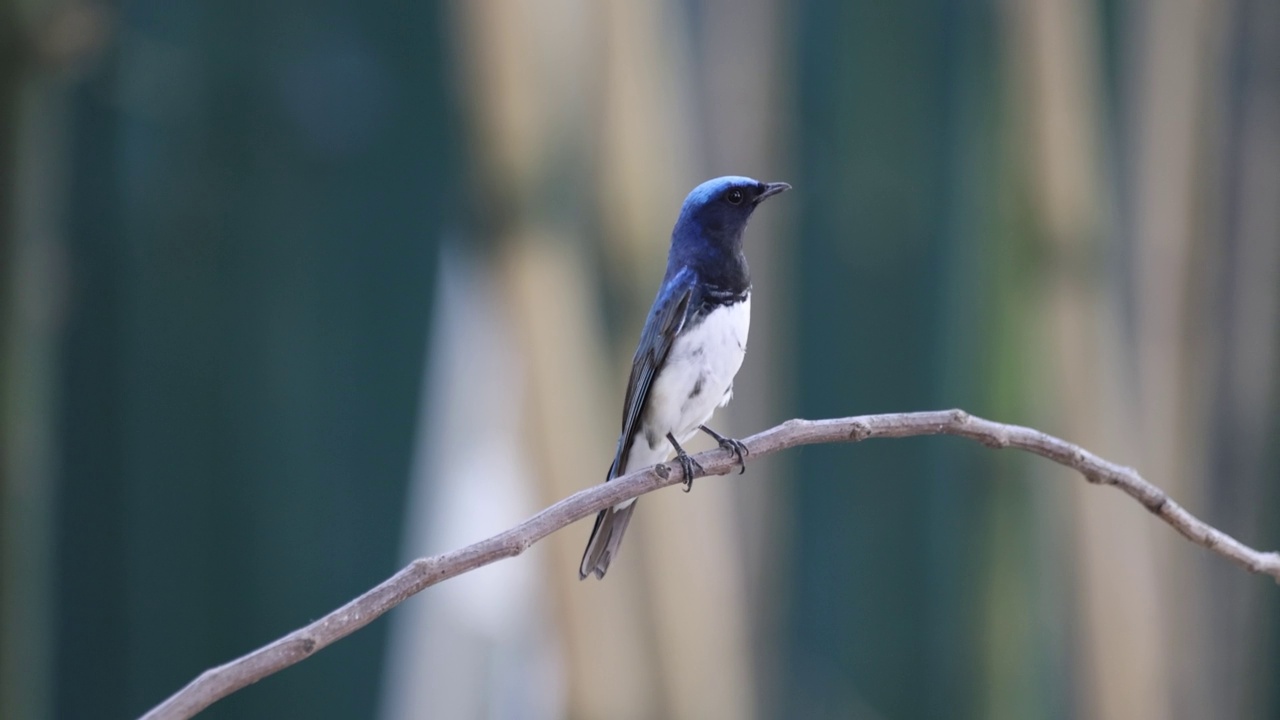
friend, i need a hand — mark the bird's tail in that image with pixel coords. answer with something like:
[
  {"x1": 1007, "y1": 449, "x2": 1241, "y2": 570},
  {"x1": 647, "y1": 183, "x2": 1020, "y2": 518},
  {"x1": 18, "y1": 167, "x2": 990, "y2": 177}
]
[{"x1": 578, "y1": 501, "x2": 637, "y2": 580}]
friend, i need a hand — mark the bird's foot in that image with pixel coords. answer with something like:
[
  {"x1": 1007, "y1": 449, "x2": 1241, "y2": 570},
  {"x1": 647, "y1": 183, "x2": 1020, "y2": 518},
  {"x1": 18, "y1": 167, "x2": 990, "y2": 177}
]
[
  {"x1": 666, "y1": 432, "x2": 703, "y2": 492},
  {"x1": 699, "y1": 425, "x2": 749, "y2": 474}
]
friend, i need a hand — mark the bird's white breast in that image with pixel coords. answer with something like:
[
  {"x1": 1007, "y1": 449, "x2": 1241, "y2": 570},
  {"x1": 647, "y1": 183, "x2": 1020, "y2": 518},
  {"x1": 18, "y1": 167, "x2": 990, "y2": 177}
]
[{"x1": 621, "y1": 295, "x2": 751, "y2": 474}]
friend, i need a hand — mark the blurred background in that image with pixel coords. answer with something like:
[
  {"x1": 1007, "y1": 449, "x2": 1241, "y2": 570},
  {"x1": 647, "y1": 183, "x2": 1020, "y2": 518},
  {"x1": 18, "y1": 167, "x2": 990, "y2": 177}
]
[{"x1": 2, "y1": 0, "x2": 1278, "y2": 718}]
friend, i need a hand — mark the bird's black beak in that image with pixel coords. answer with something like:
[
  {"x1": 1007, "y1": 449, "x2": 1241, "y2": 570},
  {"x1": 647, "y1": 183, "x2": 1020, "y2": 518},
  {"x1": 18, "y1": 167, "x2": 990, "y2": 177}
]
[{"x1": 755, "y1": 181, "x2": 792, "y2": 203}]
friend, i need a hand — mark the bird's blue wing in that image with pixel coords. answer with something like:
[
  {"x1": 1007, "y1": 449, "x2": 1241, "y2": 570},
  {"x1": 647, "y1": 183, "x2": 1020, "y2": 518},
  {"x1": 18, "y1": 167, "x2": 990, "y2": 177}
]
[{"x1": 609, "y1": 267, "x2": 699, "y2": 479}]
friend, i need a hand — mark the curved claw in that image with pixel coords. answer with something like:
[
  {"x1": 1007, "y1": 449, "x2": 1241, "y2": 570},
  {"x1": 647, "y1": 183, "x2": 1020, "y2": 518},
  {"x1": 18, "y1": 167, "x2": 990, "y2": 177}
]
[
  {"x1": 718, "y1": 437, "x2": 750, "y2": 474},
  {"x1": 678, "y1": 453, "x2": 703, "y2": 492},
  {"x1": 699, "y1": 424, "x2": 750, "y2": 474},
  {"x1": 667, "y1": 432, "x2": 703, "y2": 492}
]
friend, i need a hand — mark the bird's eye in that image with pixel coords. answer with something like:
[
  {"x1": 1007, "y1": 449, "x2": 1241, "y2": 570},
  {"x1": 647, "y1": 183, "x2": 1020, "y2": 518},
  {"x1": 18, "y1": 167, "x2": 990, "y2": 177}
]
[{"x1": 726, "y1": 188, "x2": 744, "y2": 205}]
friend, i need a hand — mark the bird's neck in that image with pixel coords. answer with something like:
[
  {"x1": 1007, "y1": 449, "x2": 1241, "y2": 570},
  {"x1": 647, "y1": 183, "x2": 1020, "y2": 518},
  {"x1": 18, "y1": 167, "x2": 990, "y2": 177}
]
[{"x1": 667, "y1": 228, "x2": 751, "y2": 297}]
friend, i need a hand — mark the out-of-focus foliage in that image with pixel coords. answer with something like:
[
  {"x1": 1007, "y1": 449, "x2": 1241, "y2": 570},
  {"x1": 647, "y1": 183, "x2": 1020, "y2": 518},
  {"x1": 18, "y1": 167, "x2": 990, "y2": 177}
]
[
  {"x1": 1, "y1": 1, "x2": 1276, "y2": 719},
  {"x1": 3, "y1": 2, "x2": 456, "y2": 719}
]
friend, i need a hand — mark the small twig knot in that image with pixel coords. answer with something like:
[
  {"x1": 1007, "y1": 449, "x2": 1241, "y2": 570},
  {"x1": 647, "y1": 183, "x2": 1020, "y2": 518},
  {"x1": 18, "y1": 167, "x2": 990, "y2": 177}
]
[{"x1": 848, "y1": 420, "x2": 872, "y2": 441}]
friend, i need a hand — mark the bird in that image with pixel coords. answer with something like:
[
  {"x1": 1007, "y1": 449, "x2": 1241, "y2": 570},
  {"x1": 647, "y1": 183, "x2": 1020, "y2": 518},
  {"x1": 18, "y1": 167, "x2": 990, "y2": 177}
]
[{"x1": 579, "y1": 175, "x2": 790, "y2": 580}]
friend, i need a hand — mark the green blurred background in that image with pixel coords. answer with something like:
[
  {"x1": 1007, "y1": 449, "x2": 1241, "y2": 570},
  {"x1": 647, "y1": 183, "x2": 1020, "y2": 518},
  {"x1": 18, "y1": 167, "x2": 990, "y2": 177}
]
[{"x1": 3, "y1": 1, "x2": 1278, "y2": 719}]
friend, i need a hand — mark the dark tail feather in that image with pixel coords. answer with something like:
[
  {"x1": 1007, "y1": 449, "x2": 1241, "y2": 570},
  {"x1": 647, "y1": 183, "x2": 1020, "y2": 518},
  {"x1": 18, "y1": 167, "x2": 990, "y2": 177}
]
[{"x1": 578, "y1": 501, "x2": 637, "y2": 580}]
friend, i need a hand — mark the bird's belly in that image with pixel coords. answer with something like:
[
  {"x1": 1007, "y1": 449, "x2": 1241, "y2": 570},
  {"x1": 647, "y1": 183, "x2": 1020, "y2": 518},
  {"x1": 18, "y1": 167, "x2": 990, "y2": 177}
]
[{"x1": 626, "y1": 297, "x2": 750, "y2": 472}]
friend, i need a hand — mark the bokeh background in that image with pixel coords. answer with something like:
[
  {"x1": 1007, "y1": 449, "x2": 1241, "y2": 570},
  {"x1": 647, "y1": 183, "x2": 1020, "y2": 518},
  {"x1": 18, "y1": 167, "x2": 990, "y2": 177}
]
[{"x1": 3, "y1": 1, "x2": 1278, "y2": 718}]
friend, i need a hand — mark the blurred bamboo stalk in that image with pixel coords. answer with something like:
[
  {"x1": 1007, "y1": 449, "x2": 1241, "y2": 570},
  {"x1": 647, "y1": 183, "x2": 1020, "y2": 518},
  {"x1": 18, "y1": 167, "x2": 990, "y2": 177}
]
[
  {"x1": 1005, "y1": 0, "x2": 1173, "y2": 717},
  {"x1": 380, "y1": 247, "x2": 565, "y2": 720},
  {"x1": 1127, "y1": 2, "x2": 1222, "y2": 718},
  {"x1": 693, "y1": 1, "x2": 792, "y2": 711},
  {"x1": 593, "y1": 2, "x2": 759, "y2": 718},
  {"x1": 1, "y1": 18, "x2": 60, "y2": 720},
  {"x1": 1202, "y1": 1, "x2": 1280, "y2": 716},
  {"x1": 2, "y1": 7, "x2": 107, "y2": 717},
  {"x1": 454, "y1": 0, "x2": 664, "y2": 713},
  {"x1": 499, "y1": 238, "x2": 663, "y2": 719},
  {"x1": 4, "y1": 7, "x2": 111, "y2": 718},
  {"x1": 1008, "y1": 0, "x2": 1277, "y2": 717},
  {"x1": 443, "y1": 0, "x2": 758, "y2": 717},
  {"x1": 427, "y1": 1, "x2": 659, "y2": 716}
]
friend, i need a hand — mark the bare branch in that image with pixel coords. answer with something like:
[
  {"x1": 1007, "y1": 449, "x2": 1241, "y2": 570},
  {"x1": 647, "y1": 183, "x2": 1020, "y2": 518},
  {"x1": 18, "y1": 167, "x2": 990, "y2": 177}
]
[{"x1": 139, "y1": 409, "x2": 1280, "y2": 720}]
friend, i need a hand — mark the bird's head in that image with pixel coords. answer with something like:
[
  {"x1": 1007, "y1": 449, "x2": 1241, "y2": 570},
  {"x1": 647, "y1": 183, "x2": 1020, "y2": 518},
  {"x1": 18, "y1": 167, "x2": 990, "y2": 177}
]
[{"x1": 671, "y1": 176, "x2": 790, "y2": 255}]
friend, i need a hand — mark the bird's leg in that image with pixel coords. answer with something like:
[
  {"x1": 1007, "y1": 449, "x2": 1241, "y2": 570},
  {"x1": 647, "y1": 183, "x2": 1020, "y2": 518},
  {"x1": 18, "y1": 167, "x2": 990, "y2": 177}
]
[
  {"x1": 666, "y1": 433, "x2": 703, "y2": 492},
  {"x1": 699, "y1": 425, "x2": 749, "y2": 474}
]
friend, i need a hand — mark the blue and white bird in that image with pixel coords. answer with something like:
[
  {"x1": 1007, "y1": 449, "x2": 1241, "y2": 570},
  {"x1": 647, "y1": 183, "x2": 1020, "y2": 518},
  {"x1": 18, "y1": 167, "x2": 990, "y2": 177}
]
[{"x1": 579, "y1": 176, "x2": 790, "y2": 580}]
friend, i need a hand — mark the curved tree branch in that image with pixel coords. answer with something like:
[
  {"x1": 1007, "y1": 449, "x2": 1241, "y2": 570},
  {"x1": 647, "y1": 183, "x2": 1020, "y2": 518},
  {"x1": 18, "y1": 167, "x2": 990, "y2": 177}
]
[{"x1": 139, "y1": 409, "x2": 1280, "y2": 720}]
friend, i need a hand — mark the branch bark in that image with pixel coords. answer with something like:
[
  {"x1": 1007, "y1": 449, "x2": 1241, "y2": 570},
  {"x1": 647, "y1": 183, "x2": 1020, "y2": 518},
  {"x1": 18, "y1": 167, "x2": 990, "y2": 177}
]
[{"x1": 139, "y1": 409, "x2": 1280, "y2": 720}]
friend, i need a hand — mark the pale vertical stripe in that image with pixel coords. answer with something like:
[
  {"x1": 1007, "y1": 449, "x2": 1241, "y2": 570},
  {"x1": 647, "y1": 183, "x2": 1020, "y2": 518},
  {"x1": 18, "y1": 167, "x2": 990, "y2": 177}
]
[
  {"x1": 428, "y1": 0, "x2": 684, "y2": 716},
  {"x1": 594, "y1": 1, "x2": 756, "y2": 718},
  {"x1": 1127, "y1": 2, "x2": 1217, "y2": 717},
  {"x1": 404, "y1": 1, "x2": 763, "y2": 717},
  {"x1": 1004, "y1": 0, "x2": 1172, "y2": 717},
  {"x1": 1129, "y1": 0, "x2": 1213, "y2": 499},
  {"x1": 1200, "y1": 3, "x2": 1280, "y2": 715},
  {"x1": 595, "y1": 0, "x2": 700, "y2": 297},
  {"x1": 696, "y1": 1, "x2": 792, "y2": 710},
  {"x1": 379, "y1": 248, "x2": 564, "y2": 720},
  {"x1": 499, "y1": 236, "x2": 661, "y2": 720},
  {"x1": 1, "y1": 67, "x2": 69, "y2": 720}
]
